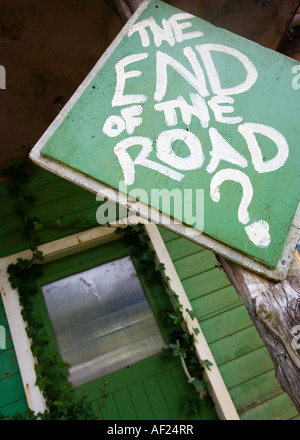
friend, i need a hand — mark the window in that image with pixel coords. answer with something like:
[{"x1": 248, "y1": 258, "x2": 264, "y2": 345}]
[{"x1": 41, "y1": 255, "x2": 165, "y2": 387}]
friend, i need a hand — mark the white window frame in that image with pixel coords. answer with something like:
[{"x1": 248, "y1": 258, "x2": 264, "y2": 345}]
[{"x1": 0, "y1": 219, "x2": 239, "y2": 420}]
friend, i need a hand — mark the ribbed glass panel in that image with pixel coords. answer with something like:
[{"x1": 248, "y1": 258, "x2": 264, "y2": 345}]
[{"x1": 41, "y1": 256, "x2": 165, "y2": 387}]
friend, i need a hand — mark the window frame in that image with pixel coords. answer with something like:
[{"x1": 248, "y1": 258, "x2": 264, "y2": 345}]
[
  {"x1": 0, "y1": 220, "x2": 239, "y2": 420},
  {"x1": 36, "y1": 248, "x2": 169, "y2": 387}
]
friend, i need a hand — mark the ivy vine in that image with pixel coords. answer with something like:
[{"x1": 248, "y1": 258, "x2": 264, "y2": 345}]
[
  {"x1": 1, "y1": 150, "x2": 213, "y2": 419},
  {"x1": 120, "y1": 225, "x2": 213, "y2": 412},
  {"x1": 0, "y1": 150, "x2": 100, "y2": 420}
]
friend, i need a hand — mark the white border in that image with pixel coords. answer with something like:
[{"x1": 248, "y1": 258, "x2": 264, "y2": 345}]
[
  {"x1": 29, "y1": 0, "x2": 300, "y2": 281},
  {"x1": 0, "y1": 222, "x2": 239, "y2": 420}
]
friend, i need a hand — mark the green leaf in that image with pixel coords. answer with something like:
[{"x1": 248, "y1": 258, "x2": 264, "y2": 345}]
[
  {"x1": 53, "y1": 401, "x2": 64, "y2": 407},
  {"x1": 186, "y1": 308, "x2": 197, "y2": 320},
  {"x1": 33, "y1": 220, "x2": 44, "y2": 231},
  {"x1": 36, "y1": 376, "x2": 52, "y2": 391},
  {"x1": 154, "y1": 261, "x2": 165, "y2": 272},
  {"x1": 191, "y1": 378, "x2": 207, "y2": 393},
  {"x1": 161, "y1": 273, "x2": 170, "y2": 282},
  {"x1": 168, "y1": 313, "x2": 183, "y2": 325},
  {"x1": 202, "y1": 359, "x2": 213, "y2": 371},
  {"x1": 169, "y1": 343, "x2": 187, "y2": 358},
  {"x1": 34, "y1": 250, "x2": 44, "y2": 262}
]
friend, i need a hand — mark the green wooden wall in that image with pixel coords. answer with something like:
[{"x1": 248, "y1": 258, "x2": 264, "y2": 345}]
[
  {"x1": 0, "y1": 303, "x2": 28, "y2": 417},
  {"x1": 0, "y1": 170, "x2": 298, "y2": 420},
  {"x1": 159, "y1": 227, "x2": 299, "y2": 420}
]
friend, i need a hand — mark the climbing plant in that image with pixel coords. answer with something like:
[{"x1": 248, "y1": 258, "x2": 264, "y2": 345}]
[
  {"x1": 0, "y1": 149, "x2": 100, "y2": 420},
  {"x1": 120, "y1": 224, "x2": 213, "y2": 408},
  {"x1": 1, "y1": 150, "x2": 213, "y2": 419}
]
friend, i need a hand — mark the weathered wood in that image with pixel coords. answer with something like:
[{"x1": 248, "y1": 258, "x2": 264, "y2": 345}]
[{"x1": 219, "y1": 256, "x2": 300, "y2": 413}]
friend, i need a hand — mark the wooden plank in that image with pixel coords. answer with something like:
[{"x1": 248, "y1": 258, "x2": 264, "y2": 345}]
[
  {"x1": 174, "y1": 251, "x2": 218, "y2": 280},
  {"x1": 191, "y1": 286, "x2": 241, "y2": 320},
  {"x1": 169, "y1": 364, "x2": 219, "y2": 421},
  {"x1": 99, "y1": 394, "x2": 121, "y2": 421},
  {"x1": 0, "y1": 373, "x2": 26, "y2": 408},
  {"x1": 0, "y1": 304, "x2": 7, "y2": 327},
  {"x1": 40, "y1": 237, "x2": 130, "y2": 281},
  {"x1": 91, "y1": 400, "x2": 104, "y2": 420},
  {"x1": 0, "y1": 349, "x2": 19, "y2": 380},
  {"x1": 158, "y1": 226, "x2": 181, "y2": 243},
  {"x1": 142, "y1": 376, "x2": 172, "y2": 420},
  {"x1": 158, "y1": 369, "x2": 190, "y2": 420},
  {"x1": 0, "y1": 232, "x2": 33, "y2": 258},
  {"x1": 0, "y1": 177, "x2": 83, "y2": 218},
  {"x1": 0, "y1": 258, "x2": 46, "y2": 413},
  {"x1": 113, "y1": 388, "x2": 138, "y2": 420},
  {"x1": 291, "y1": 415, "x2": 300, "y2": 420},
  {"x1": 182, "y1": 267, "x2": 231, "y2": 301},
  {"x1": 0, "y1": 397, "x2": 28, "y2": 418},
  {"x1": 0, "y1": 325, "x2": 13, "y2": 351},
  {"x1": 76, "y1": 355, "x2": 175, "y2": 400},
  {"x1": 200, "y1": 305, "x2": 253, "y2": 344},
  {"x1": 209, "y1": 326, "x2": 264, "y2": 366},
  {"x1": 170, "y1": 365, "x2": 194, "y2": 421},
  {"x1": 229, "y1": 370, "x2": 284, "y2": 413},
  {"x1": 240, "y1": 392, "x2": 299, "y2": 421},
  {"x1": 0, "y1": 170, "x2": 58, "y2": 199},
  {"x1": 164, "y1": 237, "x2": 205, "y2": 261},
  {"x1": 144, "y1": 223, "x2": 239, "y2": 420},
  {"x1": 199, "y1": 402, "x2": 219, "y2": 421},
  {"x1": 128, "y1": 382, "x2": 155, "y2": 420},
  {"x1": 219, "y1": 348, "x2": 274, "y2": 390},
  {"x1": 0, "y1": 190, "x2": 98, "y2": 235}
]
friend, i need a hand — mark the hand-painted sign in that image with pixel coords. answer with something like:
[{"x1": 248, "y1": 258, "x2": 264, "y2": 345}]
[{"x1": 30, "y1": 0, "x2": 300, "y2": 280}]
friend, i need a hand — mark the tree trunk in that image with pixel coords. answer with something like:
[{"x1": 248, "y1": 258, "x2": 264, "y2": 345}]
[
  {"x1": 219, "y1": 256, "x2": 300, "y2": 413},
  {"x1": 102, "y1": 0, "x2": 300, "y2": 414}
]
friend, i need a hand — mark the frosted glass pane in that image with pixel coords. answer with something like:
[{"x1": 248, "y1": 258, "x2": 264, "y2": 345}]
[{"x1": 41, "y1": 256, "x2": 165, "y2": 386}]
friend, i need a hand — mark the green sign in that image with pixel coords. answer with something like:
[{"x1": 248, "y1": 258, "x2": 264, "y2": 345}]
[{"x1": 30, "y1": 0, "x2": 300, "y2": 280}]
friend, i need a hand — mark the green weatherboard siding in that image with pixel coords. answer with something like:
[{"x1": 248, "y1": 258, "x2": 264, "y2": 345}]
[
  {"x1": 40, "y1": 0, "x2": 300, "y2": 269},
  {"x1": 33, "y1": 237, "x2": 217, "y2": 420}
]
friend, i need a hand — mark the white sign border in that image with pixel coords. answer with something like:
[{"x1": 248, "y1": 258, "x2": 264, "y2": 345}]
[{"x1": 29, "y1": 0, "x2": 300, "y2": 281}]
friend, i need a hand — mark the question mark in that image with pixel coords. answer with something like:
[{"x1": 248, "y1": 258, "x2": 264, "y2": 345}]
[{"x1": 210, "y1": 168, "x2": 271, "y2": 248}]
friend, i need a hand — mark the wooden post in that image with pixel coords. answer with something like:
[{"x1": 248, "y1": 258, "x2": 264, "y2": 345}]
[{"x1": 219, "y1": 256, "x2": 300, "y2": 413}]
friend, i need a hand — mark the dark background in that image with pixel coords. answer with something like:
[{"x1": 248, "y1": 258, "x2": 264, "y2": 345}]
[{"x1": 0, "y1": 0, "x2": 299, "y2": 176}]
